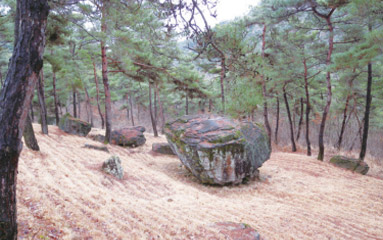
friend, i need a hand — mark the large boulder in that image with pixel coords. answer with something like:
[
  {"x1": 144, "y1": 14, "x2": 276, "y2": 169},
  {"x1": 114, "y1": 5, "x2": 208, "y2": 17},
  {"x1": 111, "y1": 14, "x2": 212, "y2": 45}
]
[
  {"x1": 59, "y1": 113, "x2": 91, "y2": 137},
  {"x1": 212, "y1": 222, "x2": 260, "y2": 240},
  {"x1": 111, "y1": 126, "x2": 146, "y2": 147},
  {"x1": 330, "y1": 155, "x2": 369, "y2": 175},
  {"x1": 152, "y1": 143, "x2": 176, "y2": 155},
  {"x1": 102, "y1": 156, "x2": 124, "y2": 179},
  {"x1": 164, "y1": 114, "x2": 271, "y2": 185}
]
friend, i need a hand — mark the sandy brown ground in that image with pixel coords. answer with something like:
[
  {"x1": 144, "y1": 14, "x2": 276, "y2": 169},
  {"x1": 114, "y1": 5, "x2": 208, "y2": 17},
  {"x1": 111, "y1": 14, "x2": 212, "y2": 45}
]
[{"x1": 17, "y1": 124, "x2": 383, "y2": 240}]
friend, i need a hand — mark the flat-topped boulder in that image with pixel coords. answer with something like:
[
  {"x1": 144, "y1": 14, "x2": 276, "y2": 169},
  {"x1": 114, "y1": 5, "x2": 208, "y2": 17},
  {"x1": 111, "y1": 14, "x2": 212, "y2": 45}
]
[
  {"x1": 59, "y1": 113, "x2": 91, "y2": 137},
  {"x1": 111, "y1": 126, "x2": 146, "y2": 147},
  {"x1": 330, "y1": 155, "x2": 369, "y2": 175},
  {"x1": 164, "y1": 114, "x2": 271, "y2": 185},
  {"x1": 152, "y1": 143, "x2": 175, "y2": 155}
]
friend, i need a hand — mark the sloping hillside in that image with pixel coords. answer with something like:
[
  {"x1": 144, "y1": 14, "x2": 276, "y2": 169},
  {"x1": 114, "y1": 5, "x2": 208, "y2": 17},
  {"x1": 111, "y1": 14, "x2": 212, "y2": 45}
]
[{"x1": 17, "y1": 125, "x2": 383, "y2": 239}]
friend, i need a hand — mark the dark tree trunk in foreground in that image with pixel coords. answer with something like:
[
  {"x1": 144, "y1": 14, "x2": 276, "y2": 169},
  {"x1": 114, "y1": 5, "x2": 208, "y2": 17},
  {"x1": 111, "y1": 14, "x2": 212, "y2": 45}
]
[
  {"x1": 296, "y1": 98, "x2": 304, "y2": 141},
  {"x1": 283, "y1": 84, "x2": 297, "y2": 152},
  {"x1": 78, "y1": 94, "x2": 81, "y2": 120},
  {"x1": 93, "y1": 61, "x2": 104, "y2": 129},
  {"x1": 37, "y1": 70, "x2": 48, "y2": 134},
  {"x1": 303, "y1": 58, "x2": 311, "y2": 156},
  {"x1": 30, "y1": 102, "x2": 34, "y2": 122},
  {"x1": 149, "y1": 83, "x2": 158, "y2": 137},
  {"x1": 101, "y1": 4, "x2": 112, "y2": 143},
  {"x1": 52, "y1": 70, "x2": 59, "y2": 125},
  {"x1": 23, "y1": 113, "x2": 40, "y2": 151},
  {"x1": 336, "y1": 94, "x2": 351, "y2": 150},
  {"x1": 313, "y1": 7, "x2": 336, "y2": 161},
  {"x1": 0, "y1": 0, "x2": 49, "y2": 238},
  {"x1": 275, "y1": 96, "x2": 280, "y2": 145},
  {"x1": 359, "y1": 62, "x2": 372, "y2": 160},
  {"x1": 72, "y1": 88, "x2": 77, "y2": 118},
  {"x1": 261, "y1": 24, "x2": 272, "y2": 147}
]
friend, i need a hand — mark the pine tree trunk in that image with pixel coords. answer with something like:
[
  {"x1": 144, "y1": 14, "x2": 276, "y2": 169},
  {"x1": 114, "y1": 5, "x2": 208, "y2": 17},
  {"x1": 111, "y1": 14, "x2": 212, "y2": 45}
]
[
  {"x1": 52, "y1": 70, "x2": 59, "y2": 125},
  {"x1": 37, "y1": 70, "x2": 48, "y2": 134},
  {"x1": 316, "y1": 13, "x2": 335, "y2": 161},
  {"x1": 359, "y1": 62, "x2": 372, "y2": 160},
  {"x1": 78, "y1": 94, "x2": 81, "y2": 120},
  {"x1": 155, "y1": 84, "x2": 165, "y2": 134},
  {"x1": 72, "y1": 88, "x2": 77, "y2": 118},
  {"x1": 154, "y1": 83, "x2": 158, "y2": 123},
  {"x1": 129, "y1": 92, "x2": 135, "y2": 126},
  {"x1": 0, "y1": 0, "x2": 48, "y2": 238},
  {"x1": 283, "y1": 84, "x2": 297, "y2": 152},
  {"x1": 185, "y1": 93, "x2": 189, "y2": 115},
  {"x1": 261, "y1": 24, "x2": 272, "y2": 147},
  {"x1": 30, "y1": 102, "x2": 34, "y2": 122},
  {"x1": 101, "y1": 5, "x2": 112, "y2": 142},
  {"x1": 23, "y1": 113, "x2": 40, "y2": 151},
  {"x1": 296, "y1": 98, "x2": 304, "y2": 141},
  {"x1": 274, "y1": 96, "x2": 280, "y2": 145},
  {"x1": 336, "y1": 94, "x2": 351, "y2": 150},
  {"x1": 209, "y1": 99, "x2": 212, "y2": 112},
  {"x1": 84, "y1": 86, "x2": 93, "y2": 127},
  {"x1": 149, "y1": 83, "x2": 158, "y2": 137},
  {"x1": 92, "y1": 61, "x2": 104, "y2": 129},
  {"x1": 303, "y1": 58, "x2": 312, "y2": 156}
]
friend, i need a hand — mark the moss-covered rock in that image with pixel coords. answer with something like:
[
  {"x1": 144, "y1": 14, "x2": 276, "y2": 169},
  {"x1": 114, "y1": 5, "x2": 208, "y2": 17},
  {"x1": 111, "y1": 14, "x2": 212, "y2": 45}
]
[
  {"x1": 58, "y1": 113, "x2": 91, "y2": 137},
  {"x1": 164, "y1": 114, "x2": 271, "y2": 185},
  {"x1": 330, "y1": 155, "x2": 369, "y2": 175},
  {"x1": 102, "y1": 155, "x2": 124, "y2": 179}
]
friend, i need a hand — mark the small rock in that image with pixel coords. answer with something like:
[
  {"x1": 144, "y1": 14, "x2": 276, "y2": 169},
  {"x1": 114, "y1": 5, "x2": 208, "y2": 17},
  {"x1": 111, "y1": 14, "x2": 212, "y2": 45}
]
[
  {"x1": 212, "y1": 222, "x2": 260, "y2": 240},
  {"x1": 152, "y1": 143, "x2": 175, "y2": 155},
  {"x1": 330, "y1": 155, "x2": 369, "y2": 175},
  {"x1": 83, "y1": 144, "x2": 109, "y2": 153},
  {"x1": 58, "y1": 113, "x2": 91, "y2": 137},
  {"x1": 102, "y1": 156, "x2": 124, "y2": 179}
]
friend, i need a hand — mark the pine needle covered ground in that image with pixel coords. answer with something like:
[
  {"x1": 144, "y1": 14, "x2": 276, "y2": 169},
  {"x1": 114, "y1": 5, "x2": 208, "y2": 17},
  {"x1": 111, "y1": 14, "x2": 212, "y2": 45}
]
[{"x1": 17, "y1": 124, "x2": 383, "y2": 239}]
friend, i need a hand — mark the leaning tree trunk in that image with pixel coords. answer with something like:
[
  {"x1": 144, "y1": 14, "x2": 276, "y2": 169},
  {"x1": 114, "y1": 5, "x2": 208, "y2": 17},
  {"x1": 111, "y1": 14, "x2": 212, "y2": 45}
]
[
  {"x1": 336, "y1": 94, "x2": 351, "y2": 150},
  {"x1": 283, "y1": 84, "x2": 297, "y2": 152},
  {"x1": 0, "y1": 0, "x2": 49, "y2": 238},
  {"x1": 92, "y1": 61, "x2": 104, "y2": 129},
  {"x1": 52, "y1": 70, "x2": 59, "y2": 125},
  {"x1": 303, "y1": 58, "x2": 312, "y2": 156},
  {"x1": 100, "y1": 6, "x2": 112, "y2": 143},
  {"x1": 23, "y1": 113, "x2": 40, "y2": 151},
  {"x1": 296, "y1": 97, "x2": 304, "y2": 141},
  {"x1": 359, "y1": 62, "x2": 372, "y2": 160},
  {"x1": 274, "y1": 96, "x2": 280, "y2": 145},
  {"x1": 149, "y1": 82, "x2": 158, "y2": 137},
  {"x1": 37, "y1": 70, "x2": 48, "y2": 134}
]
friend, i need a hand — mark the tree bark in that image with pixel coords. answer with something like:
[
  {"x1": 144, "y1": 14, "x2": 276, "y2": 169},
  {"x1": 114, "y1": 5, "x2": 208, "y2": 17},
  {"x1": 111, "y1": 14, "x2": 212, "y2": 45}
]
[
  {"x1": 274, "y1": 96, "x2": 280, "y2": 145},
  {"x1": 149, "y1": 82, "x2": 158, "y2": 137},
  {"x1": 72, "y1": 88, "x2": 77, "y2": 118},
  {"x1": 30, "y1": 102, "x2": 34, "y2": 122},
  {"x1": 37, "y1": 70, "x2": 48, "y2": 134},
  {"x1": 128, "y1": 92, "x2": 135, "y2": 126},
  {"x1": 52, "y1": 70, "x2": 59, "y2": 125},
  {"x1": 359, "y1": 62, "x2": 372, "y2": 160},
  {"x1": 78, "y1": 93, "x2": 81, "y2": 120},
  {"x1": 336, "y1": 94, "x2": 351, "y2": 150},
  {"x1": 23, "y1": 113, "x2": 40, "y2": 151},
  {"x1": 314, "y1": 9, "x2": 335, "y2": 161},
  {"x1": 92, "y1": 60, "x2": 104, "y2": 129},
  {"x1": 101, "y1": 3, "x2": 112, "y2": 143},
  {"x1": 185, "y1": 92, "x2": 189, "y2": 115},
  {"x1": 303, "y1": 58, "x2": 312, "y2": 156},
  {"x1": 154, "y1": 83, "x2": 158, "y2": 123},
  {"x1": 296, "y1": 97, "x2": 304, "y2": 141},
  {"x1": 283, "y1": 84, "x2": 297, "y2": 152},
  {"x1": 155, "y1": 83, "x2": 165, "y2": 134},
  {"x1": 84, "y1": 85, "x2": 93, "y2": 127},
  {"x1": 0, "y1": 0, "x2": 49, "y2": 238}
]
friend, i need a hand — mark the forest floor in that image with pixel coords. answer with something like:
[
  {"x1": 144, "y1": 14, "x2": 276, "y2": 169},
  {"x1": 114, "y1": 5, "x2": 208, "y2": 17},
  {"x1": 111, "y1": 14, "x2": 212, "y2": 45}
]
[{"x1": 17, "y1": 124, "x2": 383, "y2": 240}]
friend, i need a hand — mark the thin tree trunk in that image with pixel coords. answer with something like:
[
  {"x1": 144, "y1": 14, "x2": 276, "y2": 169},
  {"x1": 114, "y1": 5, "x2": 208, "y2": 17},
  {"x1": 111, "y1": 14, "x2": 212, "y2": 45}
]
[
  {"x1": 303, "y1": 58, "x2": 312, "y2": 156},
  {"x1": 84, "y1": 85, "x2": 93, "y2": 127},
  {"x1": 155, "y1": 84, "x2": 165, "y2": 134},
  {"x1": 283, "y1": 84, "x2": 297, "y2": 152},
  {"x1": 0, "y1": 0, "x2": 48, "y2": 238},
  {"x1": 275, "y1": 96, "x2": 280, "y2": 145},
  {"x1": 137, "y1": 102, "x2": 140, "y2": 121},
  {"x1": 101, "y1": 3, "x2": 112, "y2": 143},
  {"x1": 72, "y1": 88, "x2": 77, "y2": 118},
  {"x1": 78, "y1": 93, "x2": 82, "y2": 120},
  {"x1": 92, "y1": 61, "x2": 104, "y2": 129},
  {"x1": 129, "y1": 92, "x2": 135, "y2": 126},
  {"x1": 154, "y1": 83, "x2": 158, "y2": 123},
  {"x1": 0, "y1": 70, "x2": 3, "y2": 89},
  {"x1": 23, "y1": 113, "x2": 40, "y2": 151},
  {"x1": 220, "y1": 57, "x2": 225, "y2": 113},
  {"x1": 296, "y1": 97, "x2": 304, "y2": 141},
  {"x1": 185, "y1": 92, "x2": 189, "y2": 115},
  {"x1": 336, "y1": 94, "x2": 351, "y2": 150},
  {"x1": 149, "y1": 82, "x2": 158, "y2": 137},
  {"x1": 37, "y1": 70, "x2": 48, "y2": 134},
  {"x1": 314, "y1": 10, "x2": 335, "y2": 161},
  {"x1": 52, "y1": 70, "x2": 59, "y2": 125},
  {"x1": 261, "y1": 24, "x2": 272, "y2": 147},
  {"x1": 209, "y1": 99, "x2": 213, "y2": 112},
  {"x1": 359, "y1": 62, "x2": 372, "y2": 160}
]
